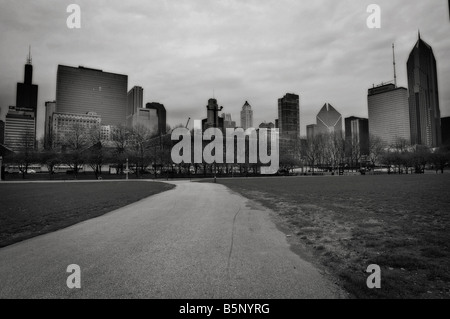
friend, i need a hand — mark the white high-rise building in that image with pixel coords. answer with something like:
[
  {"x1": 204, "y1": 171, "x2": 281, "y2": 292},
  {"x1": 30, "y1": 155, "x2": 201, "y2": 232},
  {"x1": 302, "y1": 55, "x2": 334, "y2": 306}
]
[
  {"x1": 368, "y1": 83, "x2": 410, "y2": 146},
  {"x1": 240, "y1": 101, "x2": 253, "y2": 130}
]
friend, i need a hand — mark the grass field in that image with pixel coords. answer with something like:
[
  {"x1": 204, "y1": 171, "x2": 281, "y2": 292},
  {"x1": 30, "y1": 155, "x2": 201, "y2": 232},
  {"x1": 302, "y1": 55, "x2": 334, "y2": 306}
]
[
  {"x1": 215, "y1": 175, "x2": 450, "y2": 299},
  {"x1": 0, "y1": 181, "x2": 175, "y2": 248}
]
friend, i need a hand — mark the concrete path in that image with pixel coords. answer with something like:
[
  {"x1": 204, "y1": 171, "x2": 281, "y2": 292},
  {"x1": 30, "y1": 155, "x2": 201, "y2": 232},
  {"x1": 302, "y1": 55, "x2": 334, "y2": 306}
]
[{"x1": 0, "y1": 181, "x2": 345, "y2": 298}]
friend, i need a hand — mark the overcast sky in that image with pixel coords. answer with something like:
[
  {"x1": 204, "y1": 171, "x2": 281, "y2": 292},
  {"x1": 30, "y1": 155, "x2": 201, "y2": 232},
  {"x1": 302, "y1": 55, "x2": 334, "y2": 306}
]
[{"x1": 0, "y1": 0, "x2": 449, "y2": 139}]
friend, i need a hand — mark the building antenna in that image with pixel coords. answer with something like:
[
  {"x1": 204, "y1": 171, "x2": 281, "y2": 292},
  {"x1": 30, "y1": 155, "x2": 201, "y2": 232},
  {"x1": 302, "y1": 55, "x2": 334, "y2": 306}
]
[
  {"x1": 27, "y1": 45, "x2": 32, "y2": 64},
  {"x1": 392, "y1": 43, "x2": 397, "y2": 88}
]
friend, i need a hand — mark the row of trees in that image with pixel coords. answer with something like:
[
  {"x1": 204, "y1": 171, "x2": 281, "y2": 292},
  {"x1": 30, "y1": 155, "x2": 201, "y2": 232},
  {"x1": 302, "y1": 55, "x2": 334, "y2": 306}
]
[
  {"x1": 3, "y1": 125, "x2": 450, "y2": 179},
  {"x1": 3, "y1": 123, "x2": 174, "y2": 179},
  {"x1": 279, "y1": 131, "x2": 450, "y2": 174}
]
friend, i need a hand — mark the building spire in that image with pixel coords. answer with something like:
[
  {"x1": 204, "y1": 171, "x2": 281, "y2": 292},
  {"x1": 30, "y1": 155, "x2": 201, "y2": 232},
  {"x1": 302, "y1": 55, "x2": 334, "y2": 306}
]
[
  {"x1": 418, "y1": 30, "x2": 421, "y2": 40},
  {"x1": 26, "y1": 45, "x2": 32, "y2": 64},
  {"x1": 392, "y1": 43, "x2": 397, "y2": 88}
]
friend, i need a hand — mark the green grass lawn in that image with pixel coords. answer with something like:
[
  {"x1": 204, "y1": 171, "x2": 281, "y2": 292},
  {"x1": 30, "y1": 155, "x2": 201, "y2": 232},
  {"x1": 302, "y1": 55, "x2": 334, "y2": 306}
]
[
  {"x1": 215, "y1": 175, "x2": 450, "y2": 299},
  {"x1": 0, "y1": 181, "x2": 175, "y2": 248}
]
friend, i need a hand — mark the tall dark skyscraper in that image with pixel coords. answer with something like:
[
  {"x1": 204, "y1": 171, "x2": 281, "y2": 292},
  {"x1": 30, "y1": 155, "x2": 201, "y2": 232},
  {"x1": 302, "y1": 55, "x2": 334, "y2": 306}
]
[
  {"x1": 146, "y1": 102, "x2": 167, "y2": 135},
  {"x1": 278, "y1": 93, "x2": 300, "y2": 159},
  {"x1": 345, "y1": 116, "x2": 369, "y2": 156},
  {"x1": 278, "y1": 93, "x2": 300, "y2": 138},
  {"x1": 16, "y1": 49, "x2": 38, "y2": 112},
  {"x1": 442, "y1": 117, "x2": 450, "y2": 146},
  {"x1": 4, "y1": 50, "x2": 38, "y2": 152},
  {"x1": 407, "y1": 33, "x2": 441, "y2": 147},
  {"x1": 0, "y1": 119, "x2": 4, "y2": 145},
  {"x1": 56, "y1": 65, "x2": 128, "y2": 126}
]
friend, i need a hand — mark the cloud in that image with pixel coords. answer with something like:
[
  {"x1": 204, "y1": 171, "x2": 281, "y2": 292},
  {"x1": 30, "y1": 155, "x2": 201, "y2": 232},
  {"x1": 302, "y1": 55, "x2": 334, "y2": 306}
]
[{"x1": 0, "y1": 0, "x2": 448, "y2": 139}]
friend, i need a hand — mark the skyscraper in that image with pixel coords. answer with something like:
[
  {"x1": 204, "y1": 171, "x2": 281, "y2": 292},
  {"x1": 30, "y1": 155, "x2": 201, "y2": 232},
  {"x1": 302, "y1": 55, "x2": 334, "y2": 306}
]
[
  {"x1": 222, "y1": 113, "x2": 236, "y2": 129},
  {"x1": 407, "y1": 33, "x2": 441, "y2": 147},
  {"x1": 44, "y1": 101, "x2": 56, "y2": 148},
  {"x1": 16, "y1": 48, "x2": 38, "y2": 114},
  {"x1": 128, "y1": 108, "x2": 159, "y2": 133},
  {"x1": 345, "y1": 117, "x2": 369, "y2": 156},
  {"x1": 127, "y1": 86, "x2": 143, "y2": 116},
  {"x1": 278, "y1": 93, "x2": 300, "y2": 138},
  {"x1": 316, "y1": 103, "x2": 342, "y2": 135},
  {"x1": 306, "y1": 124, "x2": 316, "y2": 140},
  {"x1": 56, "y1": 65, "x2": 128, "y2": 126},
  {"x1": 368, "y1": 83, "x2": 410, "y2": 146},
  {"x1": 441, "y1": 117, "x2": 450, "y2": 146},
  {"x1": 240, "y1": 101, "x2": 253, "y2": 130},
  {"x1": 4, "y1": 50, "x2": 38, "y2": 152},
  {"x1": 0, "y1": 120, "x2": 4, "y2": 145},
  {"x1": 146, "y1": 102, "x2": 167, "y2": 135},
  {"x1": 4, "y1": 106, "x2": 36, "y2": 152}
]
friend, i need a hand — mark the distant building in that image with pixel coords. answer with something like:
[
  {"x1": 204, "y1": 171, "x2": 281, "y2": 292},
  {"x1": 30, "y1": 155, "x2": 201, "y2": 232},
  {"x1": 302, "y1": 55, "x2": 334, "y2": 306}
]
[
  {"x1": 100, "y1": 125, "x2": 113, "y2": 141},
  {"x1": 222, "y1": 113, "x2": 236, "y2": 129},
  {"x1": 259, "y1": 122, "x2": 275, "y2": 129},
  {"x1": 240, "y1": 101, "x2": 253, "y2": 130},
  {"x1": 51, "y1": 112, "x2": 101, "y2": 147},
  {"x1": 407, "y1": 33, "x2": 441, "y2": 147},
  {"x1": 127, "y1": 86, "x2": 143, "y2": 116},
  {"x1": 203, "y1": 98, "x2": 223, "y2": 131},
  {"x1": 0, "y1": 120, "x2": 4, "y2": 145},
  {"x1": 278, "y1": 93, "x2": 300, "y2": 160},
  {"x1": 442, "y1": 116, "x2": 450, "y2": 146},
  {"x1": 128, "y1": 108, "x2": 159, "y2": 134},
  {"x1": 17, "y1": 49, "x2": 38, "y2": 116},
  {"x1": 368, "y1": 83, "x2": 410, "y2": 146},
  {"x1": 275, "y1": 119, "x2": 279, "y2": 129},
  {"x1": 5, "y1": 49, "x2": 39, "y2": 152},
  {"x1": 4, "y1": 106, "x2": 36, "y2": 152},
  {"x1": 278, "y1": 93, "x2": 300, "y2": 138},
  {"x1": 345, "y1": 117, "x2": 369, "y2": 156},
  {"x1": 56, "y1": 65, "x2": 128, "y2": 126},
  {"x1": 316, "y1": 103, "x2": 342, "y2": 135},
  {"x1": 306, "y1": 124, "x2": 316, "y2": 140},
  {"x1": 44, "y1": 101, "x2": 56, "y2": 149},
  {"x1": 146, "y1": 102, "x2": 167, "y2": 135}
]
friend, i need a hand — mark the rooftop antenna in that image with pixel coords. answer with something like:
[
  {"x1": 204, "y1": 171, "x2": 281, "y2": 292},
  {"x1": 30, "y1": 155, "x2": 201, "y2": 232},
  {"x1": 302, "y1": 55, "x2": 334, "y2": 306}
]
[
  {"x1": 392, "y1": 43, "x2": 397, "y2": 88},
  {"x1": 26, "y1": 45, "x2": 32, "y2": 64}
]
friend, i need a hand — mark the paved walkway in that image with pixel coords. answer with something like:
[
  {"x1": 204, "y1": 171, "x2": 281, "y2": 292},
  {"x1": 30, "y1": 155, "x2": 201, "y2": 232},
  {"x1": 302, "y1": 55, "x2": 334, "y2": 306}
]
[{"x1": 0, "y1": 181, "x2": 345, "y2": 298}]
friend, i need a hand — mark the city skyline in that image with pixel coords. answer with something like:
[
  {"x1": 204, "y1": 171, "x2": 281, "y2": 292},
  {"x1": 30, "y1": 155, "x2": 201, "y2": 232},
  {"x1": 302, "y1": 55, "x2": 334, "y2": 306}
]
[{"x1": 0, "y1": 1, "x2": 449, "y2": 140}]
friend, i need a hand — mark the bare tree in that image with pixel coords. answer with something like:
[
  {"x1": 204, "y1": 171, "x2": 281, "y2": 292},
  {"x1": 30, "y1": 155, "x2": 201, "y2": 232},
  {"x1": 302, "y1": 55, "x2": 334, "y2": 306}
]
[
  {"x1": 111, "y1": 124, "x2": 131, "y2": 175},
  {"x1": 368, "y1": 134, "x2": 385, "y2": 168},
  {"x1": 83, "y1": 126, "x2": 110, "y2": 179},
  {"x1": 129, "y1": 124, "x2": 155, "y2": 177},
  {"x1": 60, "y1": 123, "x2": 90, "y2": 178},
  {"x1": 327, "y1": 131, "x2": 345, "y2": 173},
  {"x1": 304, "y1": 134, "x2": 325, "y2": 174},
  {"x1": 10, "y1": 129, "x2": 37, "y2": 179}
]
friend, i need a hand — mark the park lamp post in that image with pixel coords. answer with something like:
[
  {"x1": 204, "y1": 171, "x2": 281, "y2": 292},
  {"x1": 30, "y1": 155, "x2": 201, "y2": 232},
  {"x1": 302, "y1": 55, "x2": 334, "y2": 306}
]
[{"x1": 125, "y1": 158, "x2": 129, "y2": 180}]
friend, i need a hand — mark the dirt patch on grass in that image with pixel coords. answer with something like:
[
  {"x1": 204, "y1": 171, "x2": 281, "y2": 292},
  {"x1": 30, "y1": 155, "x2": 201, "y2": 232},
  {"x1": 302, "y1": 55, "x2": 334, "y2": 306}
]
[{"x1": 216, "y1": 175, "x2": 450, "y2": 299}]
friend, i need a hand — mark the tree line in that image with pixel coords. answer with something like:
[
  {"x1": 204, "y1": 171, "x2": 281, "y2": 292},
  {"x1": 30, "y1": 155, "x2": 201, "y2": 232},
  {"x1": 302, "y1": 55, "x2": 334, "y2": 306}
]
[{"x1": 3, "y1": 125, "x2": 450, "y2": 179}]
